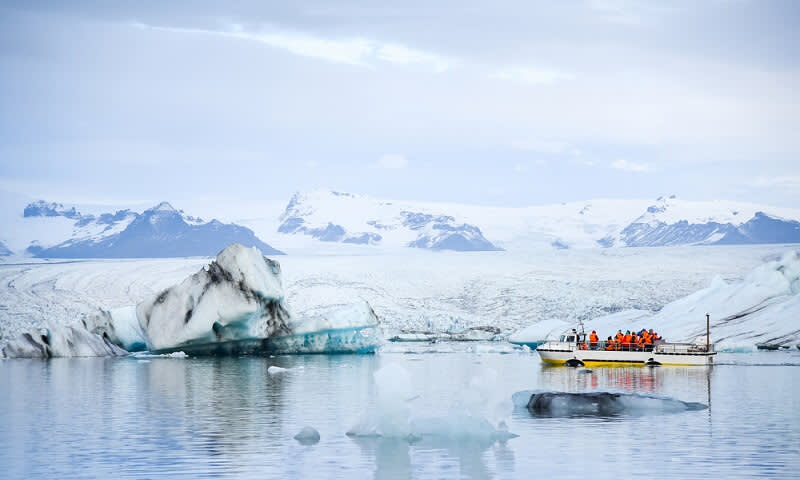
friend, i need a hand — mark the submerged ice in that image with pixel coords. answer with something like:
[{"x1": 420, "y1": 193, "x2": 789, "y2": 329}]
[
  {"x1": 347, "y1": 364, "x2": 516, "y2": 442},
  {"x1": 2, "y1": 244, "x2": 382, "y2": 358}
]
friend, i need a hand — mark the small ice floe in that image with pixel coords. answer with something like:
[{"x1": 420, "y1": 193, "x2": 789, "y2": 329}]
[
  {"x1": 294, "y1": 426, "x2": 321, "y2": 445},
  {"x1": 267, "y1": 365, "x2": 288, "y2": 375},
  {"x1": 131, "y1": 351, "x2": 188, "y2": 359},
  {"x1": 513, "y1": 390, "x2": 707, "y2": 417}
]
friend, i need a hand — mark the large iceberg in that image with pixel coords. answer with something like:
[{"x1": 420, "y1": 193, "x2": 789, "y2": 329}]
[
  {"x1": 510, "y1": 250, "x2": 800, "y2": 349},
  {"x1": 2, "y1": 244, "x2": 381, "y2": 358}
]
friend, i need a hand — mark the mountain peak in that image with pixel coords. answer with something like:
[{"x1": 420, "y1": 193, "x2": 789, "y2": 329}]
[
  {"x1": 23, "y1": 200, "x2": 81, "y2": 219},
  {"x1": 148, "y1": 201, "x2": 177, "y2": 213}
]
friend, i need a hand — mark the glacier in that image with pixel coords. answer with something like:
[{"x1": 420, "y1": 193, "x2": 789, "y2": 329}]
[
  {"x1": 1, "y1": 244, "x2": 381, "y2": 358},
  {"x1": 1, "y1": 244, "x2": 797, "y2": 356}
]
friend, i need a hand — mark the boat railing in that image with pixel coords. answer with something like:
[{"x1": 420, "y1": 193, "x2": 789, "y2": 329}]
[{"x1": 654, "y1": 342, "x2": 714, "y2": 354}]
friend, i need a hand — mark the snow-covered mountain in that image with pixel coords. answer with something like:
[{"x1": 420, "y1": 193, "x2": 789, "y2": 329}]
[
  {"x1": 277, "y1": 190, "x2": 502, "y2": 251},
  {"x1": 0, "y1": 241, "x2": 11, "y2": 257},
  {"x1": 601, "y1": 196, "x2": 800, "y2": 247},
  {"x1": 261, "y1": 190, "x2": 800, "y2": 252},
  {"x1": 11, "y1": 200, "x2": 283, "y2": 258}
]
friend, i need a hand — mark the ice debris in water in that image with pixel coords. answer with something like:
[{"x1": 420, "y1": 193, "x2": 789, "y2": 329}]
[
  {"x1": 2, "y1": 244, "x2": 382, "y2": 358},
  {"x1": 347, "y1": 363, "x2": 517, "y2": 442},
  {"x1": 294, "y1": 427, "x2": 321, "y2": 445},
  {"x1": 131, "y1": 351, "x2": 188, "y2": 359},
  {"x1": 513, "y1": 391, "x2": 707, "y2": 417},
  {"x1": 267, "y1": 366, "x2": 288, "y2": 375}
]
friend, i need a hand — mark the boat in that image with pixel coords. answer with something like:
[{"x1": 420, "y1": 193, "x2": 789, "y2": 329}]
[{"x1": 536, "y1": 316, "x2": 716, "y2": 367}]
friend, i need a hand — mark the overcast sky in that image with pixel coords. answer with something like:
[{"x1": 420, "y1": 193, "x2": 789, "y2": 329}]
[{"x1": 0, "y1": 0, "x2": 798, "y2": 215}]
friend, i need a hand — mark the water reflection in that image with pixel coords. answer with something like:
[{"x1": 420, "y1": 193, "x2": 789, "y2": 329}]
[
  {"x1": 538, "y1": 364, "x2": 713, "y2": 399},
  {"x1": 1, "y1": 351, "x2": 798, "y2": 479},
  {"x1": 351, "y1": 436, "x2": 515, "y2": 480}
]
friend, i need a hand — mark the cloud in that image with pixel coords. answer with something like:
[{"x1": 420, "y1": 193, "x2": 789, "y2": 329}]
[
  {"x1": 611, "y1": 159, "x2": 649, "y2": 172},
  {"x1": 511, "y1": 139, "x2": 581, "y2": 156},
  {"x1": 375, "y1": 43, "x2": 453, "y2": 73},
  {"x1": 375, "y1": 154, "x2": 408, "y2": 169},
  {"x1": 753, "y1": 175, "x2": 800, "y2": 189},
  {"x1": 132, "y1": 22, "x2": 453, "y2": 72},
  {"x1": 490, "y1": 67, "x2": 574, "y2": 85}
]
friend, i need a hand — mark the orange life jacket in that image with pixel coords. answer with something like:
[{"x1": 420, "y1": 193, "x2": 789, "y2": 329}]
[{"x1": 589, "y1": 333, "x2": 598, "y2": 344}]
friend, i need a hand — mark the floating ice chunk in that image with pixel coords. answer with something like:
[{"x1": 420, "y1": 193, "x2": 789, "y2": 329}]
[
  {"x1": 293, "y1": 427, "x2": 321, "y2": 445},
  {"x1": 131, "y1": 351, "x2": 188, "y2": 359},
  {"x1": 514, "y1": 391, "x2": 707, "y2": 417},
  {"x1": 348, "y1": 364, "x2": 516, "y2": 441},
  {"x1": 288, "y1": 301, "x2": 379, "y2": 334},
  {"x1": 1, "y1": 324, "x2": 127, "y2": 358},
  {"x1": 266, "y1": 302, "x2": 382, "y2": 354},
  {"x1": 267, "y1": 365, "x2": 288, "y2": 375}
]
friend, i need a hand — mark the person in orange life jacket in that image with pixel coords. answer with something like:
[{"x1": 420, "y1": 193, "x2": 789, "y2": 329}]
[{"x1": 589, "y1": 330, "x2": 599, "y2": 349}]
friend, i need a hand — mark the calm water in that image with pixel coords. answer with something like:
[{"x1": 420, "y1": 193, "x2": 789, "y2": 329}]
[{"x1": 1, "y1": 347, "x2": 799, "y2": 479}]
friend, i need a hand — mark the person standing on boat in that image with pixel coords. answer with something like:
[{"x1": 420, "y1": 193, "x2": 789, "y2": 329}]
[
  {"x1": 589, "y1": 330, "x2": 599, "y2": 350},
  {"x1": 623, "y1": 331, "x2": 633, "y2": 350},
  {"x1": 643, "y1": 331, "x2": 654, "y2": 351}
]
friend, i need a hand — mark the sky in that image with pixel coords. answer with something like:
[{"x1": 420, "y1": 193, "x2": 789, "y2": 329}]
[{"x1": 0, "y1": 0, "x2": 798, "y2": 216}]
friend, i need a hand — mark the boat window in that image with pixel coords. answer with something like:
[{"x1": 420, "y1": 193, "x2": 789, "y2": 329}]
[
  {"x1": 560, "y1": 335, "x2": 566, "y2": 342},
  {"x1": 566, "y1": 335, "x2": 575, "y2": 342}
]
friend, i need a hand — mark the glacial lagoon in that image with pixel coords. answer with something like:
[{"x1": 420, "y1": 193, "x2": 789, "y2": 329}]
[{"x1": 1, "y1": 347, "x2": 798, "y2": 479}]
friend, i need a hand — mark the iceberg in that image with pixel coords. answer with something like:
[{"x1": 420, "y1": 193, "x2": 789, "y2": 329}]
[
  {"x1": 510, "y1": 250, "x2": 800, "y2": 349},
  {"x1": 1, "y1": 324, "x2": 127, "y2": 358},
  {"x1": 514, "y1": 391, "x2": 707, "y2": 417},
  {"x1": 2, "y1": 244, "x2": 382, "y2": 358}
]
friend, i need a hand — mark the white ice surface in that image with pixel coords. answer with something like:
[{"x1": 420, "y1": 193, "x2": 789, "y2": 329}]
[{"x1": 1, "y1": 245, "x2": 797, "y2": 352}]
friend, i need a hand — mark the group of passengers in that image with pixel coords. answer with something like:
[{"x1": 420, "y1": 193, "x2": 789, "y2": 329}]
[{"x1": 588, "y1": 329, "x2": 662, "y2": 351}]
